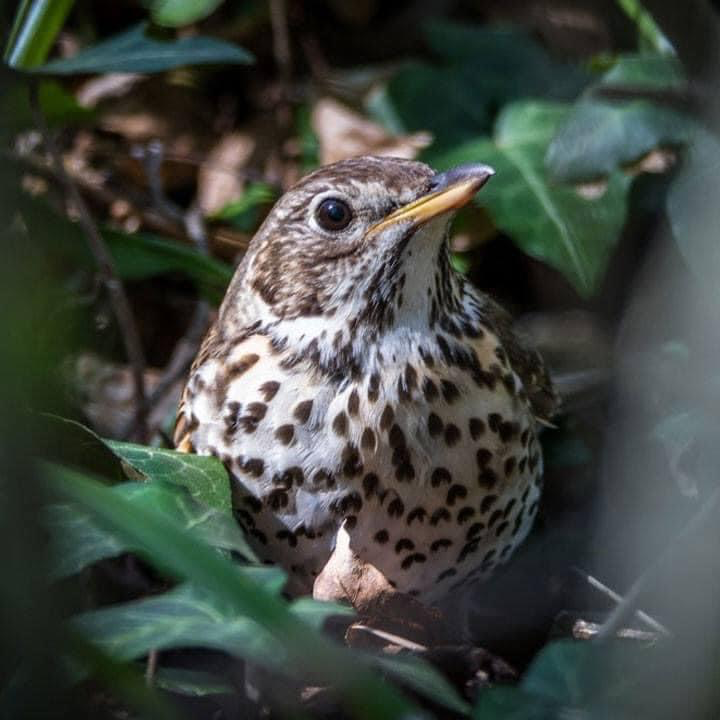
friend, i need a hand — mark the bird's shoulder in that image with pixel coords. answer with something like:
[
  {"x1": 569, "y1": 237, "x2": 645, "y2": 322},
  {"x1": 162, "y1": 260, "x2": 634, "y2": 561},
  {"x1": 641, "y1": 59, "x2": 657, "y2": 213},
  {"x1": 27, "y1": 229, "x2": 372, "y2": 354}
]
[
  {"x1": 173, "y1": 319, "x2": 267, "y2": 450},
  {"x1": 465, "y1": 295, "x2": 560, "y2": 424}
]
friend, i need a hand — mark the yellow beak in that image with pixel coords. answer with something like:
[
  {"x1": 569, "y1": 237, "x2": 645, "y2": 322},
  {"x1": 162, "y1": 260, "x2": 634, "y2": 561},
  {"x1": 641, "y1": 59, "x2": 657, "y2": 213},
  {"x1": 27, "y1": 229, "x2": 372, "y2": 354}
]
[{"x1": 368, "y1": 163, "x2": 494, "y2": 236}]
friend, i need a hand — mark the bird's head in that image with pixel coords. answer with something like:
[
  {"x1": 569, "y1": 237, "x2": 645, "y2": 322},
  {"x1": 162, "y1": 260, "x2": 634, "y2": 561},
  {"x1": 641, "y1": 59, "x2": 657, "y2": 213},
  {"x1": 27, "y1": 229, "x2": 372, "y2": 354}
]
[{"x1": 223, "y1": 156, "x2": 493, "y2": 360}]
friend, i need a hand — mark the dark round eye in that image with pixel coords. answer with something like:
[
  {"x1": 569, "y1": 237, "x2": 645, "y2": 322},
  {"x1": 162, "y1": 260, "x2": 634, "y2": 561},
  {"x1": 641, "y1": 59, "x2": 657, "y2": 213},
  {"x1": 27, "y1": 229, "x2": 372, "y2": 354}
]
[{"x1": 315, "y1": 198, "x2": 352, "y2": 231}]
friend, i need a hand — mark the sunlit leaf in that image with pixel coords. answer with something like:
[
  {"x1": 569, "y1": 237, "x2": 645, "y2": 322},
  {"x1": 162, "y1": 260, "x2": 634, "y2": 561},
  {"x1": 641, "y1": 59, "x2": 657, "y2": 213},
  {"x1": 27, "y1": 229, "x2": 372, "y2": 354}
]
[
  {"x1": 211, "y1": 182, "x2": 278, "y2": 232},
  {"x1": 147, "y1": 0, "x2": 226, "y2": 27},
  {"x1": 108, "y1": 441, "x2": 232, "y2": 512},
  {"x1": 4, "y1": 0, "x2": 74, "y2": 68},
  {"x1": 36, "y1": 22, "x2": 253, "y2": 75},
  {"x1": 431, "y1": 101, "x2": 630, "y2": 297}
]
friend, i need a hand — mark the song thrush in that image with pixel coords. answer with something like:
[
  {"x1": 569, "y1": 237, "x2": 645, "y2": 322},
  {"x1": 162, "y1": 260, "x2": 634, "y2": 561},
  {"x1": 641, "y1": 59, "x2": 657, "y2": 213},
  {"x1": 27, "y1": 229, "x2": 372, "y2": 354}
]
[{"x1": 175, "y1": 156, "x2": 558, "y2": 602}]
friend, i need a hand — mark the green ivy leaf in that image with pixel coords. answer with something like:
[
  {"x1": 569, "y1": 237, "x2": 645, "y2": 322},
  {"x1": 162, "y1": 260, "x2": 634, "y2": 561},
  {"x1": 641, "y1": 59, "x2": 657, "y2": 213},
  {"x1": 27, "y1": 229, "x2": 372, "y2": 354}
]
[
  {"x1": 377, "y1": 21, "x2": 587, "y2": 150},
  {"x1": 37, "y1": 415, "x2": 127, "y2": 483},
  {"x1": 108, "y1": 441, "x2": 232, "y2": 512},
  {"x1": 474, "y1": 686, "x2": 553, "y2": 720},
  {"x1": 546, "y1": 54, "x2": 691, "y2": 182},
  {"x1": 211, "y1": 182, "x2": 278, "y2": 232},
  {"x1": 72, "y1": 583, "x2": 290, "y2": 667},
  {"x1": 104, "y1": 230, "x2": 233, "y2": 305},
  {"x1": 71, "y1": 582, "x2": 352, "y2": 676},
  {"x1": 431, "y1": 101, "x2": 630, "y2": 297},
  {"x1": 601, "y1": 54, "x2": 684, "y2": 88},
  {"x1": 35, "y1": 22, "x2": 253, "y2": 75},
  {"x1": 44, "y1": 479, "x2": 259, "y2": 579},
  {"x1": 37, "y1": 415, "x2": 234, "y2": 514},
  {"x1": 16, "y1": 196, "x2": 232, "y2": 304},
  {"x1": 474, "y1": 641, "x2": 647, "y2": 719},
  {"x1": 44, "y1": 502, "x2": 127, "y2": 580},
  {"x1": 47, "y1": 467, "x2": 420, "y2": 718},
  {"x1": 147, "y1": 0, "x2": 226, "y2": 27}
]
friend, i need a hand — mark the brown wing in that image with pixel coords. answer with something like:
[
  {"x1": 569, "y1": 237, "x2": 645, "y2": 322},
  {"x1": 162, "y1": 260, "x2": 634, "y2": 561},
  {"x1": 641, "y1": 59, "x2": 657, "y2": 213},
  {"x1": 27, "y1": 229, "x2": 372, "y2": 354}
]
[
  {"x1": 479, "y1": 297, "x2": 561, "y2": 424},
  {"x1": 173, "y1": 321, "x2": 220, "y2": 451}
]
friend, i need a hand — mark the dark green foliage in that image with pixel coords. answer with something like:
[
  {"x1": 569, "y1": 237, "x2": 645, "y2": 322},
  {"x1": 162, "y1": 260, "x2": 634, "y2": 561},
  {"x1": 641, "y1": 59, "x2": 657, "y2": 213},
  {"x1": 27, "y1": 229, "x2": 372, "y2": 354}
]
[
  {"x1": 18, "y1": 196, "x2": 233, "y2": 303},
  {"x1": 382, "y1": 21, "x2": 588, "y2": 150},
  {"x1": 36, "y1": 23, "x2": 254, "y2": 75},
  {"x1": 430, "y1": 102, "x2": 630, "y2": 297},
  {"x1": 46, "y1": 464, "x2": 467, "y2": 716},
  {"x1": 546, "y1": 55, "x2": 691, "y2": 182}
]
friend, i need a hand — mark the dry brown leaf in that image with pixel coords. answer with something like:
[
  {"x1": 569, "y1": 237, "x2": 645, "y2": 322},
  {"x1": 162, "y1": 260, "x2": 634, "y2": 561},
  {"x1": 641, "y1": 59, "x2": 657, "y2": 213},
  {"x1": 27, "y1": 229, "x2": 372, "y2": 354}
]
[
  {"x1": 72, "y1": 353, "x2": 181, "y2": 437},
  {"x1": 626, "y1": 147, "x2": 677, "y2": 176},
  {"x1": 76, "y1": 73, "x2": 143, "y2": 108},
  {"x1": 197, "y1": 133, "x2": 256, "y2": 215},
  {"x1": 313, "y1": 524, "x2": 395, "y2": 607},
  {"x1": 574, "y1": 179, "x2": 608, "y2": 200},
  {"x1": 311, "y1": 97, "x2": 431, "y2": 165},
  {"x1": 313, "y1": 525, "x2": 459, "y2": 648}
]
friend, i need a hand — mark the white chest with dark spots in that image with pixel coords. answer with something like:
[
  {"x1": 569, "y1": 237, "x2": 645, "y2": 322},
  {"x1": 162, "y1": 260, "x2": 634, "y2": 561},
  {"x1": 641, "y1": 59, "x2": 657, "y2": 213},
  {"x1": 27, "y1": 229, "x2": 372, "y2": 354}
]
[{"x1": 181, "y1": 332, "x2": 543, "y2": 601}]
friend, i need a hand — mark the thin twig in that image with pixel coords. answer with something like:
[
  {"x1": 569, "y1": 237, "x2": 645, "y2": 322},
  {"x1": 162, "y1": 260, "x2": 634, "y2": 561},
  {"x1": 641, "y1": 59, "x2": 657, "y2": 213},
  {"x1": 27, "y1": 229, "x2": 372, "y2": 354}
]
[
  {"x1": 145, "y1": 649, "x2": 159, "y2": 686},
  {"x1": 592, "y1": 83, "x2": 699, "y2": 111},
  {"x1": 119, "y1": 141, "x2": 211, "y2": 442},
  {"x1": 572, "y1": 620, "x2": 659, "y2": 643},
  {"x1": 29, "y1": 81, "x2": 149, "y2": 441},
  {"x1": 269, "y1": 0, "x2": 292, "y2": 87},
  {"x1": 269, "y1": 0, "x2": 294, "y2": 136},
  {"x1": 573, "y1": 566, "x2": 670, "y2": 637},
  {"x1": 596, "y1": 486, "x2": 720, "y2": 642}
]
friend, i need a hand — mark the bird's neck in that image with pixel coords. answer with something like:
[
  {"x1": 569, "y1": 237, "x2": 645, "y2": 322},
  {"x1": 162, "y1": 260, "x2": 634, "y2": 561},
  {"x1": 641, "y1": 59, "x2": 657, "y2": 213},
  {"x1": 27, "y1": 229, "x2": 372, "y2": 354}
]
[{"x1": 248, "y1": 244, "x2": 473, "y2": 380}]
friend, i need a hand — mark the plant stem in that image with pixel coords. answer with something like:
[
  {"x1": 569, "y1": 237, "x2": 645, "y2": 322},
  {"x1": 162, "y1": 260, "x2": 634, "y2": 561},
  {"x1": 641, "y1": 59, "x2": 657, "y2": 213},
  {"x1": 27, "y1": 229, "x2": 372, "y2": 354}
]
[{"x1": 29, "y1": 81, "x2": 149, "y2": 441}]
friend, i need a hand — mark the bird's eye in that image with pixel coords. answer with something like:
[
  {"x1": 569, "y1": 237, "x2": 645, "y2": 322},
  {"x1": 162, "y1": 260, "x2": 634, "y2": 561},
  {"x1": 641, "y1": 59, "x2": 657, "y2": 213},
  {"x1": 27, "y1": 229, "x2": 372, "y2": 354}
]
[{"x1": 315, "y1": 198, "x2": 352, "y2": 231}]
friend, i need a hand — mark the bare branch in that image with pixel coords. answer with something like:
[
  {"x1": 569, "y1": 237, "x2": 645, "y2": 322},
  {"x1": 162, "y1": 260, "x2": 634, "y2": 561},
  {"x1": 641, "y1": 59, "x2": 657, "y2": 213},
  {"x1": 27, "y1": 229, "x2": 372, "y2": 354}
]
[
  {"x1": 145, "y1": 649, "x2": 159, "y2": 686},
  {"x1": 573, "y1": 566, "x2": 670, "y2": 637},
  {"x1": 119, "y1": 141, "x2": 212, "y2": 443}
]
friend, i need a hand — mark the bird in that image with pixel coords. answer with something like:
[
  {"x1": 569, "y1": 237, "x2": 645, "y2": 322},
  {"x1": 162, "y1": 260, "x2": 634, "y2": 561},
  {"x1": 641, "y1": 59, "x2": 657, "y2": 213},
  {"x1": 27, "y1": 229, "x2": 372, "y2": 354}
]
[{"x1": 175, "y1": 155, "x2": 558, "y2": 603}]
